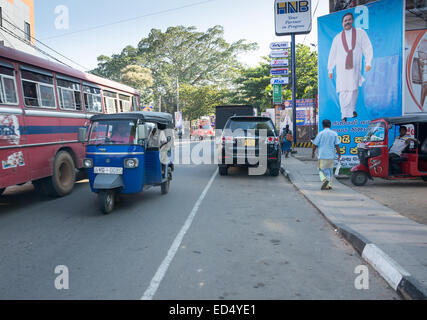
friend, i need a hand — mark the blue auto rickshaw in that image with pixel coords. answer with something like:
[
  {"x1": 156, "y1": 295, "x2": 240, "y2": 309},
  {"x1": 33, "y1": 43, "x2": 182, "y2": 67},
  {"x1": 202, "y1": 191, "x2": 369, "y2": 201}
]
[{"x1": 78, "y1": 112, "x2": 174, "y2": 214}]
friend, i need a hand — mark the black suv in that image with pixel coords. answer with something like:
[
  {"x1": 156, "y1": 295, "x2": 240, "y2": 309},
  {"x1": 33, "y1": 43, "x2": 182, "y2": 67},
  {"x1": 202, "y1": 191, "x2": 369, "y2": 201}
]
[{"x1": 218, "y1": 116, "x2": 281, "y2": 176}]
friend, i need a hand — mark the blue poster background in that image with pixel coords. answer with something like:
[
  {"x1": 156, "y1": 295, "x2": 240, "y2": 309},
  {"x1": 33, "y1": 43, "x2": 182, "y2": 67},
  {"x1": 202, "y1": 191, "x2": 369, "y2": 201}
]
[{"x1": 318, "y1": 0, "x2": 403, "y2": 167}]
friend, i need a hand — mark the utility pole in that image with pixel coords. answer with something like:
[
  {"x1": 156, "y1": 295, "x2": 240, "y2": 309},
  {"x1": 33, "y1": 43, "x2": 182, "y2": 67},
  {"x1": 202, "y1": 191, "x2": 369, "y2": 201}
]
[
  {"x1": 291, "y1": 34, "x2": 297, "y2": 147},
  {"x1": 176, "y1": 76, "x2": 180, "y2": 113}
]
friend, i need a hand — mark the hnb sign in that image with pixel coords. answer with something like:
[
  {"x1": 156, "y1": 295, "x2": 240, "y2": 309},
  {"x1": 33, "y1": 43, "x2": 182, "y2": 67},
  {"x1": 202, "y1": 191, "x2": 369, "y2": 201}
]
[
  {"x1": 276, "y1": 1, "x2": 309, "y2": 14},
  {"x1": 275, "y1": 0, "x2": 312, "y2": 36}
]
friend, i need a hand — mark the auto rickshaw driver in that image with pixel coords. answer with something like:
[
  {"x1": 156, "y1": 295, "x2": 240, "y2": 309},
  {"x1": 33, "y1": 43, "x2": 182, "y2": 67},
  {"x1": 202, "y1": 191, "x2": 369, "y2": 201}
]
[
  {"x1": 111, "y1": 123, "x2": 135, "y2": 144},
  {"x1": 389, "y1": 125, "x2": 420, "y2": 174}
]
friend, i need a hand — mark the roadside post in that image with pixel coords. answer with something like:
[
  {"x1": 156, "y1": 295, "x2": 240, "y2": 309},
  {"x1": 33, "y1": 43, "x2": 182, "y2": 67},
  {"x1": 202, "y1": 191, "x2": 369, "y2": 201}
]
[{"x1": 274, "y1": 0, "x2": 312, "y2": 147}]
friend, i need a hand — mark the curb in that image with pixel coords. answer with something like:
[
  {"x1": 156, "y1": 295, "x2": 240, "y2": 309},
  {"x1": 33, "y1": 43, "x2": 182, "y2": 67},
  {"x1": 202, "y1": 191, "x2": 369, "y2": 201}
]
[{"x1": 281, "y1": 164, "x2": 427, "y2": 300}]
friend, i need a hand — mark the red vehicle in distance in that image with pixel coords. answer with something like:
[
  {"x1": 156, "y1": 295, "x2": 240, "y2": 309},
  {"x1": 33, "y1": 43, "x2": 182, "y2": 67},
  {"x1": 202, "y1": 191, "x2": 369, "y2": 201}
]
[{"x1": 191, "y1": 123, "x2": 214, "y2": 140}]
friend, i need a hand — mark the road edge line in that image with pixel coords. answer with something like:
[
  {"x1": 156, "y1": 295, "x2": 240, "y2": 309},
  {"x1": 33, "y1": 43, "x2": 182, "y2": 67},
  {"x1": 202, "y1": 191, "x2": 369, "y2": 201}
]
[{"x1": 281, "y1": 163, "x2": 427, "y2": 300}]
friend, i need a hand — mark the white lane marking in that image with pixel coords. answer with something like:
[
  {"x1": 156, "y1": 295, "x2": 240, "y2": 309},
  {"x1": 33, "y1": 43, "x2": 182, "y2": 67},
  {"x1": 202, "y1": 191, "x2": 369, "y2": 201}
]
[{"x1": 141, "y1": 169, "x2": 218, "y2": 300}]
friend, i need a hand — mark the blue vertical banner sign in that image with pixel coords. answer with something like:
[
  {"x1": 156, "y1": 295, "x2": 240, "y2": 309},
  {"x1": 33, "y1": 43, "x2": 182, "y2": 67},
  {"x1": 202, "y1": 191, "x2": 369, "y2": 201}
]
[{"x1": 318, "y1": 0, "x2": 404, "y2": 167}]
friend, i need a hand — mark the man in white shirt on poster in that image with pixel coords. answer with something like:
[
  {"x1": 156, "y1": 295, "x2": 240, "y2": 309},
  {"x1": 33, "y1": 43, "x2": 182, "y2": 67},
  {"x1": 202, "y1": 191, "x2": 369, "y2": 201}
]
[{"x1": 328, "y1": 12, "x2": 373, "y2": 122}]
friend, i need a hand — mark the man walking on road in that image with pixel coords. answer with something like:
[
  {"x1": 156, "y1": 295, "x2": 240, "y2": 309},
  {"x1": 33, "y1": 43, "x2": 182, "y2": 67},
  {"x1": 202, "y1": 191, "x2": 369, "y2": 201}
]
[{"x1": 312, "y1": 119, "x2": 341, "y2": 190}]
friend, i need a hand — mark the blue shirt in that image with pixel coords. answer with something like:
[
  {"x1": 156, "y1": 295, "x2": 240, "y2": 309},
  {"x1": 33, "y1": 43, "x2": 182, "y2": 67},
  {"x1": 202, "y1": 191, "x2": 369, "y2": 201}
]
[{"x1": 313, "y1": 128, "x2": 340, "y2": 160}]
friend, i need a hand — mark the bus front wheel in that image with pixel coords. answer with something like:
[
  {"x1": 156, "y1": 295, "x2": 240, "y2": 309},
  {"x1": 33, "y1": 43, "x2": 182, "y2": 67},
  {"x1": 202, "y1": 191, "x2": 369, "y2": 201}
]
[
  {"x1": 50, "y1": 151, "x2": 76, "y2": 197},
  {"x1": 0, "y1": 188, "x2": 4, "y2": 196}
]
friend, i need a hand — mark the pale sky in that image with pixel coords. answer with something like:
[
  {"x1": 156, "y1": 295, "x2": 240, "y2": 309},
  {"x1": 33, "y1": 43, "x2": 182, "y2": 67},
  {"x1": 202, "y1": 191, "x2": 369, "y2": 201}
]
[{"x1": 34, "y1": 0, "x2": 330, "y2": 71}]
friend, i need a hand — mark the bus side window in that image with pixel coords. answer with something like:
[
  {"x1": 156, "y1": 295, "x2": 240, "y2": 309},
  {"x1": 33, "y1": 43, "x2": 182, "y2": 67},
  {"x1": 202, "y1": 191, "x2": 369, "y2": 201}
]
[
  {"x1": 83, "y1": 85, "x2": 102, "y2": 113},
  {"x1": 0, "y1": 65, "x2": 18, "y2": 105},
  {"x1": 21, "y1": 69, "x2": 56, "y2": 108},
  {"x1": 57, "y1": 78, "x2": 82, "y2": 111},
  {"x1": 132, "y1": 96, "x2": 139, "y2": 111}
]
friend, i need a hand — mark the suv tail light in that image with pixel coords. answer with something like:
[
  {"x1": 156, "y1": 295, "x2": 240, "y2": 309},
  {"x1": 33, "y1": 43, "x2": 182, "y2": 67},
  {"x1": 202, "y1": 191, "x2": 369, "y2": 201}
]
[
  {"x1": 266, "y1": 136, "x2": 279, "y2": 145},
  {"x1": 222, "y1": 136, "x2": 234, "y2": 144}
]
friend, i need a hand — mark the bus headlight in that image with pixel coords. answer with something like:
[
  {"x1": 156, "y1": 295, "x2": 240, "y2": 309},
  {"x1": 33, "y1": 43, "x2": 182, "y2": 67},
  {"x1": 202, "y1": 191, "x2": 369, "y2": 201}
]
[
  {"x1": 83, "y1": 158, "x2": 93, "y2": 168},
  {"x1": 124, "y1": 158, "x2": 139, "y2": 169}
]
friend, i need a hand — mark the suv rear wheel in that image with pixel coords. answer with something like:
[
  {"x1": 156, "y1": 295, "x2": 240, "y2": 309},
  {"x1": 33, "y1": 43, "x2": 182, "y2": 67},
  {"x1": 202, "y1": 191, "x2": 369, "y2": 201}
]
[
  {"x1": 270, "y1": 167, "x2": 280, "y2": 176},
  {"x1": 219, "y1": 166, "x2": 228, "y2": 176}
]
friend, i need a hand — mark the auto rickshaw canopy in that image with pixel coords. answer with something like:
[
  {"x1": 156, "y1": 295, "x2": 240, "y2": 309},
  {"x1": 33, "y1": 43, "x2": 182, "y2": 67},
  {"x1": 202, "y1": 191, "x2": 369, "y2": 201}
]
[
  {"x1": 90, "y1": 112, "x2": 173, "y2": 129},
  {"x1": 381, "y1": 115, "x2": 427, "y2": 125}
]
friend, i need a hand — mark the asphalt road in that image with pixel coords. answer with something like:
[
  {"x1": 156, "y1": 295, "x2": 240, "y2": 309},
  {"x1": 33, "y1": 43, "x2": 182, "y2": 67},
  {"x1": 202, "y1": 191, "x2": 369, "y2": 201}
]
[{"x1": 0, "y1": 141, "x2": 399, "y2": 299}]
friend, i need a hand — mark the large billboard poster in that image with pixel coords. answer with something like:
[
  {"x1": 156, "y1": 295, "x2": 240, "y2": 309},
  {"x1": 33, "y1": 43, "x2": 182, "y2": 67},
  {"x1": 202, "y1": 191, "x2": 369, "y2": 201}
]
[
  {"x1": 405, "y1": 30, "x2": 427, "y2": 114},
  {"x1": 318, "y1": 0, "x2": 404, "y2": 167}
]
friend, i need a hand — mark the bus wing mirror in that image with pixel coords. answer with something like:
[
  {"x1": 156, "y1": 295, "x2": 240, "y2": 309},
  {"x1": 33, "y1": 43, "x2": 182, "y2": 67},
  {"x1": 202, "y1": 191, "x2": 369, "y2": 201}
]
[
  {"x1": 78, "y1": 127, "x2": 87, "y2": 143},
  {"x1": 138, "y1": 125, "x2": 149, "y2": 140}
]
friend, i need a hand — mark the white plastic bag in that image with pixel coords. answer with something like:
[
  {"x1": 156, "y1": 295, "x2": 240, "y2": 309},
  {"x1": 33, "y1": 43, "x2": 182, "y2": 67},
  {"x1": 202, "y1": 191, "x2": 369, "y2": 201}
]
[{"x1": 335, "y1": 160, "x2": 341, "y2": 176}]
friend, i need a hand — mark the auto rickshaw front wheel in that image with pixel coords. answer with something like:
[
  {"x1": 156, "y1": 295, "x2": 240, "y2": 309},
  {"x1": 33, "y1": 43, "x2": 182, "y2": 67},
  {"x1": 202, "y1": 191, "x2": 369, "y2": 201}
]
[
  {"x1": 351, "y1": 171, "x2": 369, "y2": 186},
  {"x1": 98, "y1": 189, "x2": 115, "y2": 214}
]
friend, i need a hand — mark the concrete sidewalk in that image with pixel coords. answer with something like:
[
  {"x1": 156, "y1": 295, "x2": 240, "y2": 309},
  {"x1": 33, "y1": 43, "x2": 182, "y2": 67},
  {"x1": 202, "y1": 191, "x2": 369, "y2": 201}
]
[{"x1": 281, "y1": 156, "x2": 427, "y2": 300}]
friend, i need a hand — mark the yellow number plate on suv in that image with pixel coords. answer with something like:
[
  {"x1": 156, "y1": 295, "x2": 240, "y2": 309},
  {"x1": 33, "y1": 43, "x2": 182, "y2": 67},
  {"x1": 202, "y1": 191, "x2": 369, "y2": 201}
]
[{"x1": 245, "y1": 139, "x2": 255, "y2": 147}]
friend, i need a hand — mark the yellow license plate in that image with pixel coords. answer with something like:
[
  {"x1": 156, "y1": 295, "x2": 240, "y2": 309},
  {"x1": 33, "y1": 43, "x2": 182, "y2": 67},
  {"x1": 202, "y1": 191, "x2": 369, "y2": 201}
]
[{"x1": 245, "y1": 139, "x2": 255, "y2": 147}]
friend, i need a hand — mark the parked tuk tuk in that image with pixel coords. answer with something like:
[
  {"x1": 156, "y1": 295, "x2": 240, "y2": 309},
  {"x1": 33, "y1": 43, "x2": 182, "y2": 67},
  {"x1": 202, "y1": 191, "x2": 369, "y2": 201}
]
[
  {"x1": 78, "y1": 112, "x2": 174, "y2": 214},
  {"x1": 351, "y1": 115, "x2": 427, "y2": 186}
]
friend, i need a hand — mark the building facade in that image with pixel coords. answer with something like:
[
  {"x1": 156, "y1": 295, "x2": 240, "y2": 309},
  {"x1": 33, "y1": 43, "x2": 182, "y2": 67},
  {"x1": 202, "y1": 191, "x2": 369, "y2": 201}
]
[{"x1": 0, "y1": 0, "x2": 35, "y2": 54}]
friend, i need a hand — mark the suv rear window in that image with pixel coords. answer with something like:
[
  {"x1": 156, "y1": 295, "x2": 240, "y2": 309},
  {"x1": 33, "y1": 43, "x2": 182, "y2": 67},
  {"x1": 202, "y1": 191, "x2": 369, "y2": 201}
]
[{"x1": 225, "y1": 118, "x2": 276, "y2": 136}]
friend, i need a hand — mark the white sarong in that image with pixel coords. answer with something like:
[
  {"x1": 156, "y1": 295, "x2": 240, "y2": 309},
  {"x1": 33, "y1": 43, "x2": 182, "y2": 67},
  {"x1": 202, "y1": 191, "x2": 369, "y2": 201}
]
[{"x1": 339, "y1": 90, "x2": 358, "y2": 119}]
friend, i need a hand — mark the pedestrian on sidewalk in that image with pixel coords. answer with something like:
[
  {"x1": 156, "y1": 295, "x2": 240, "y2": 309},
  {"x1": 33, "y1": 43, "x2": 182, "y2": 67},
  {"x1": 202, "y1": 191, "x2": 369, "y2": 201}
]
[
  {"x1": 312, "y1": 119, "x2": 341, "y2": 190},
  {"x1": 281, "y1": 125, "x2": 292, "y2": 158}
]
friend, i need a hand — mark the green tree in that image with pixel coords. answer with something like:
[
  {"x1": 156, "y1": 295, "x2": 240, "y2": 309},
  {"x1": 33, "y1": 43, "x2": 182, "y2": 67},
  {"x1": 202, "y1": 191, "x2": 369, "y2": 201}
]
[
  {"x1": 120, "y1": 65, "x2": 153, "y2": 106},
  {"x1": 92, "y1": 25, "x2": 257, "y2": 115},
  {"x1": 233, "y1": 44, "x2": 318, "y2": 112},
  {"x1": 179, "y1": 84, "x2": 230, "y2": 120}
]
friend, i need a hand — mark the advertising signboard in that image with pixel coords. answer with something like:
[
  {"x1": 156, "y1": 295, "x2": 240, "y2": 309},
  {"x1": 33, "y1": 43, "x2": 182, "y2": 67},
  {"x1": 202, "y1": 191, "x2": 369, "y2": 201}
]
[
  {"x1": 318, "y1": 0, "x2": 404, "y2": 167},
  {"x1": 270, "y1": 42, "x2": 290, "y2": 50},
  {"x1": 273, "y1": 85, "x2": 282, "y2": 104},
  {"x1": 271, "y1": 77, "x2": 289, "y2": 85},
  {"x1": 405, "y1": 30, "x2": 427, "y2": 114},
  {"x1": 274, "y1": 0, "x2": 312, "y2": 36},
  {"x1": 271, "y1": 59, "x2": 289, "y2": 67},
  {"x1": 271, "y1": 68, "x2": 289, "y2": 76},
  {"x1": 270, "y1": 50, "x2": 289, "y2": 58}
]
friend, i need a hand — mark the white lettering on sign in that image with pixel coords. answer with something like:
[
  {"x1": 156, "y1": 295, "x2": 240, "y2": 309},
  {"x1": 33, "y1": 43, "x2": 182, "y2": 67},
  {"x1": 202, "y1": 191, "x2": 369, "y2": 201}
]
[{"x1": 355, "y1": 6, "x2": 369, "y2": 30}]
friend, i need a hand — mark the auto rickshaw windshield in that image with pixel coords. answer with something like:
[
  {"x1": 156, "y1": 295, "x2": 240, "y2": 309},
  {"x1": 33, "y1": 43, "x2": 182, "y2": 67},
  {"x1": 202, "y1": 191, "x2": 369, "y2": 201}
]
[
  {"x1": 363, "y1": 122, "x2": 386, "y2": 142},
  {"x1": 88, "y1": 120, "x2": 137, "y2": 145}
]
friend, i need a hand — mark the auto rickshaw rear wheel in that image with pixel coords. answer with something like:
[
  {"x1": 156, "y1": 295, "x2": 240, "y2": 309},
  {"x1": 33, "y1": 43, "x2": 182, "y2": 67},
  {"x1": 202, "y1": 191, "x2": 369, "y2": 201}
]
[
  {"x1": 161, "y1": 168, "x2": 172, "y2": 195},
  {"x1": 351, "y1": 171, "x2": 369, "y2": 186},
  {"x1": 99, "y1": 190, "x2": 115, "y2": 214}
]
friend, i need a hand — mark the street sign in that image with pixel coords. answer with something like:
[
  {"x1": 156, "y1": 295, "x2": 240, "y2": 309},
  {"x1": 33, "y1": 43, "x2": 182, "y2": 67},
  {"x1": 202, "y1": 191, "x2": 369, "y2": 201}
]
[
  {"x1": 274, "y1": 0, "x2": 312, "y2": 36},
  {"x1": 270, "y1": 42, "x2": 290, "y2": 50},
  {"x1": 273, "y1": 84, "x2": 282, "y2": 104},
  {"x1": 270, "y1": 77, "x2": 289, "y2": 85},
  {"x1": 270, "y1": 68, "x2": 289, "y2": 76},
  {"x1": 270, "y1": 50, "x2": 289, "y2": 58},
  {"x1": 270, "y1": 59, "x2": 289, "y2": 67}
]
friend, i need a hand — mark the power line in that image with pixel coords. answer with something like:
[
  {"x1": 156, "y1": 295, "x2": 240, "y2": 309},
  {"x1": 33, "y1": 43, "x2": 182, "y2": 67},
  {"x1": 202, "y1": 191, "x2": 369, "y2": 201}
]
[
  {"x1": 41, "y1": 0, "x2": 216, "y2": 41},
  {"x1": 0, "y1": 24, "x2": 72, "y2": 68},
  {"x1": 0, "y1": 14, "x2": 90, "y2": 70}
]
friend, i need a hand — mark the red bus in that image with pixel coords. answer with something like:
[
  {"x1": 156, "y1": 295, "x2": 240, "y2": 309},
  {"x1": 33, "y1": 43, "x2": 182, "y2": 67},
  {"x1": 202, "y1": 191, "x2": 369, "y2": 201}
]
[{"x1": 0, "y1": 46, "x2": 140, "y2": 197}]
